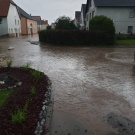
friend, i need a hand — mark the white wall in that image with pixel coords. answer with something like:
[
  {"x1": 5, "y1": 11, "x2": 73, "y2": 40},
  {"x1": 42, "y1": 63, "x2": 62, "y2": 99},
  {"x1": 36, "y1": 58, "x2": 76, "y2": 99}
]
[
  {"x1": 0, "y1": 18, "x2": 8, "y2": 36},
  {"x1": 86, "y1": 0, "x2": 97, "y2": 30},
  {"x1": 96, "y1": 7, "x2": 135, "y2": 34},
  {"x1": 86, "y1": 3, "x2": 135, "y2": 34},
  {"x1": 7, "y1": 3, "x2": 21, "y2": 36},
  {"x1": 80, "y1": 9, "x2": 85, "y2": 29},
  {"x1": 41, "y1": 24, "x2": 48, "y2": 30}
]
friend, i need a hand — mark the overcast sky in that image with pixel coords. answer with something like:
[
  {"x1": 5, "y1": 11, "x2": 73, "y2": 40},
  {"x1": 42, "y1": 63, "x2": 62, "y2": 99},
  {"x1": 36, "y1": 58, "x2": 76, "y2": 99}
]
[{"x1": 13, "y1": 0, "x2": 87, "y2": 24}]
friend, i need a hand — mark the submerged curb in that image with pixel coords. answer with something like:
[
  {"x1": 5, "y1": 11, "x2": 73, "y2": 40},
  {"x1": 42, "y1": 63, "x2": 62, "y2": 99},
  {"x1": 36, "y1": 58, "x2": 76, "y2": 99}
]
[{"x1": 34, "y1": 77, "x2": 53, "y2": 135}]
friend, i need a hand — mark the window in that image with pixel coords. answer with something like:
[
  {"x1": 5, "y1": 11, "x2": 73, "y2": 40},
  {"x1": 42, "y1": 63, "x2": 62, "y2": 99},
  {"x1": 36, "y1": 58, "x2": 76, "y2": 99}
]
[
  {"x1": 15, "y1": 19, "x2": 16, "y2": 25},
  {"x1": 9, "y1": 28, "x2": 10, "y2": 33},
  {"x1": 128, "y1": 26, "x2": 133, "y2": 33},
  {"x1": 129, "y1": 9, "x2": 135, "y2": 18},
  {"x1": 18, "y1": 20, "x2": 19, "y2": 25},
  {"x1": 0, "y1": 18, "x2": 2, "y2": 24}
]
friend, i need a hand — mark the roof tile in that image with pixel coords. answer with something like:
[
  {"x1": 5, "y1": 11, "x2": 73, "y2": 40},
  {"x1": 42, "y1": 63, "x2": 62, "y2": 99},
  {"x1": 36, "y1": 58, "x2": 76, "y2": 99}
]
[{"x1": 0, "y1": 0, "x2": 10, "y2": 17}]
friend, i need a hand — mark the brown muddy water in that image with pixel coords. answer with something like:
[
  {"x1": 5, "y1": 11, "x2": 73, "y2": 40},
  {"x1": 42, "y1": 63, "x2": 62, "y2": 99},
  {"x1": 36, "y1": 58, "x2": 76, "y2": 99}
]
[{"x1": 0, "y1": 35, "x2": 135, "y2": 135}]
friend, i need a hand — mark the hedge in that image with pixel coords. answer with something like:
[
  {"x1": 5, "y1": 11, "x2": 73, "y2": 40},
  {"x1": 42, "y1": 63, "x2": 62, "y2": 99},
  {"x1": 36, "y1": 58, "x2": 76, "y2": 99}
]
[
  {"x1": 116, "y1": 33, "x2": 135, "y2": 40},
  {"x1": 38, "y1": 30, "x2": 115, "y2": 46}
]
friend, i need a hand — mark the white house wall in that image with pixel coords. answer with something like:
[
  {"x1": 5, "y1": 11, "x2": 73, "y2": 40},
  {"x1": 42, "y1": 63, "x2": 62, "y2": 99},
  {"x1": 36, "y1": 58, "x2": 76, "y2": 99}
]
[
  {"x1": 41, "y1": 24, "x2": 48, "y2": 30},
  {"x1": 86, "y1": 0, "x2": 97, "y2": 30},
  {"x1": 7, "y1": 3, "x2": 21, "y2": 36},
  {"x1": 0, "y1": 18, "x2": 8, "y2": 36},
  {"x1": 96, "y1": 7, "x2": 135, "y2": 34},
  {"x1": 80, "y1": 11, "x2": 84, "y2": 27}
]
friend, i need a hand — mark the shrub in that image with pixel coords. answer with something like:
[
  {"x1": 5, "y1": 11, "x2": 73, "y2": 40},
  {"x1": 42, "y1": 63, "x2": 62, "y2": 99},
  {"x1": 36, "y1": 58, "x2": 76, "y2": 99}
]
[
  {"x1": 89, "y1": 15, "x2": 115, "y2": 35},
  {"x1": 10, "y1": 102, "x2": 28, "y2": 123},
  {"x1": 0, "y1": 88, "x2": 13, "y2": 108},
  {"x1": 31, "y1": 70, "x2": 41, "y2": 81},
  {"x1": 55, "y1": 16, "x2": 76, "y2": 30},
  {"x1": 6, "y1": 60, "x2": 12, "y2": 67},
  {"x1": 22, "y1": 63, "x2": 31, "y2": 71},
  {"x1": 10, "y1": 108, "x2": 26, "y2": 123},
  {"x1": 38, "y1": 30, "x2": 115, "y2": 45},
  {"x1": 89, "y1": 16, "x2": 115, "y2": 44},
  {"x1": 30, "y1": 86, "x2": 36, "y2": 95}
]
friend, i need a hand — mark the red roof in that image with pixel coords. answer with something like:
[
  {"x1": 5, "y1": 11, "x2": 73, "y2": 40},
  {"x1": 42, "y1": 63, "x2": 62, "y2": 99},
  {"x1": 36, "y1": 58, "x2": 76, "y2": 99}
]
[
  {"x1": 0, "y1": 0, "x2": 10, "y2": 17},
  {"x1": 31, "y1": 16, "x2": 41, "y2": 21},
  {"x1": 42, "y1": 20, "x2": 48, "y2": 25}
]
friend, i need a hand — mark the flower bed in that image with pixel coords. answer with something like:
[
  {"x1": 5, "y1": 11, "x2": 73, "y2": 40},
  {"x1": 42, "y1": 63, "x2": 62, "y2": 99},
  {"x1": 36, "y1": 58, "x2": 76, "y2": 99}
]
[{"x1": 0, "y1": 67, "x2": 51, "y2": 135}]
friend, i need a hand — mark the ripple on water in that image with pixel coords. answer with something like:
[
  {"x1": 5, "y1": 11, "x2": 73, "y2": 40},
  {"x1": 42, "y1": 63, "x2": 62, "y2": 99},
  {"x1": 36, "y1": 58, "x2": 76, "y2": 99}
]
[{"x1": 105, "y1": 52, "x2": 134, "y2": 64}]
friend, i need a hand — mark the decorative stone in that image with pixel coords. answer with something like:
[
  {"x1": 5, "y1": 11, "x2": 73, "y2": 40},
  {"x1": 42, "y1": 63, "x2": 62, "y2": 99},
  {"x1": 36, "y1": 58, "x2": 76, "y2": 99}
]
[
  {"x1": 8, "y1": 47, "x2": 14, "y2": 50},
  {"x1": 34, "y1": 77, "x2": 52, "y2": 135},
  {"x1": 0, "y1": 81, "x2": 5, "y2": 84},
  {"x1": 17, "y1": 82, "x2": 22, "y2": 86}
]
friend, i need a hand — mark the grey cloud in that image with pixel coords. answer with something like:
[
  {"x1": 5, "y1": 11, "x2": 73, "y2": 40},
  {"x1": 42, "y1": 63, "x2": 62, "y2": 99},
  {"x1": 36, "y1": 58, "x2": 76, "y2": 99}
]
[{"x1": 14, "y1": 0, "x2": 86, "y2": 24}]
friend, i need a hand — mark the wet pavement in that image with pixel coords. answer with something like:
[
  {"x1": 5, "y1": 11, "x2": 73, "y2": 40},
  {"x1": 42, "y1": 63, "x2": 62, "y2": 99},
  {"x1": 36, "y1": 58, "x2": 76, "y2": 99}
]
[{"x1": 0, "y1": 35, "x2": 135, "y2": 135}]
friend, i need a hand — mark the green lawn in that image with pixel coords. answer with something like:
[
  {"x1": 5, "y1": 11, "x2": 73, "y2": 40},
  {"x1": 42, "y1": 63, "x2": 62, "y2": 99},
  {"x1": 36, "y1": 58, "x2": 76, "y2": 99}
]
[
  {"x1": 0, "y1": 89, "x2": 13, "y2": 108},
  {"x1": 117, "y1": 39, "x2": 135, "y2": 45}
]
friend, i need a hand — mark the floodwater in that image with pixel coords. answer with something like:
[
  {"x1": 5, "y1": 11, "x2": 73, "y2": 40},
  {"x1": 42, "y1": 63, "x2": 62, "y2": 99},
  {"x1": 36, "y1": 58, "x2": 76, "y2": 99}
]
[{"x1": 0, "y1": 35, "x2": 135, "y2": 135}]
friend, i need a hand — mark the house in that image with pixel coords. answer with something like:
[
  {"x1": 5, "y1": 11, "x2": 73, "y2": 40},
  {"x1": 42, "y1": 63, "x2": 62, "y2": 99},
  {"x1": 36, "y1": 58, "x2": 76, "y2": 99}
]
[
  {"x1": 0, "y1": 0, "x2": 21, "y2": 37},
  {"x1": 17, "y1": 6, "x2": 38, "y2": 35},
  {"x1": 51, "y1": 23, "x2": 56, "y2": 29},
  {"x1": 85, "y1": 0, "x2": 135, "y2": 34},
  {"x1": 31, "y1": 16, "x2": 42, "y2": 31},
  {"x1": 74, "y1": 11, "x2": 81, "y2": 28},
  {"x1": 41, "y1": 20, "x2": 48, "y2": 30},
  {"x1": 80, "y1": 4, "x2": 86, "y2": 30}
]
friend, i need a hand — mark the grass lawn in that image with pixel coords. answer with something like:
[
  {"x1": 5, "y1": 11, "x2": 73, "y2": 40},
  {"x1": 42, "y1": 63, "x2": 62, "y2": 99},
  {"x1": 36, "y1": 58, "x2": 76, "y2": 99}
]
[
  {"x1": 116, "y1": 39, "x2": 135, "y2": 45},
  {"x1": 0, "y1": 89, "x2": 13, "y2": 108}
]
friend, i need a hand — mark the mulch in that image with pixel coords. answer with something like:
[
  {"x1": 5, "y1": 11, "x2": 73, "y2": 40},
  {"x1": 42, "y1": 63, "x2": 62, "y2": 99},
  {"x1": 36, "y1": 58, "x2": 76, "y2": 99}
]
[{"x1": 0, "y1": 67, "x2": 49, "y2": 135}]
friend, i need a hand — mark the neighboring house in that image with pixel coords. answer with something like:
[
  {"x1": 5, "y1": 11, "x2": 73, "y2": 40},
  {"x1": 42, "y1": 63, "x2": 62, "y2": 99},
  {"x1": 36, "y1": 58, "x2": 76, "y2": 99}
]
[
  {"x1": 74, "y1": 11, "x2": 81, "y2": 28},
  {"x1": 85, "y1": 0, "x2": 135, "y2": 34},
  {"x1": 17, "y1": 6, "x2": 38, "y2": 35},
  {"x1": 80, "y1": 4, "x2": 86, "y2": 30},
  {"x1": 0, "y1": 0, "x2": 21, "y2": 37},
  {"x1": 41, "y1": 20, "x2": 48, "y2": 30},
  {"x1": 31, "y1": 16, "x2": 42, "y2": 31},
  {"x1": 51, "y1": 23, "x2": 56, "y2": 29}
]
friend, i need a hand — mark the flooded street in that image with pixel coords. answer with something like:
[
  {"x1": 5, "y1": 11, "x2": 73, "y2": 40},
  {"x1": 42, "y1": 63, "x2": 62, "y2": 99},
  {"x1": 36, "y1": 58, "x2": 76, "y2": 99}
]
[{"x1": 0, "y1": 35, "x2": 135, "y2": 135}]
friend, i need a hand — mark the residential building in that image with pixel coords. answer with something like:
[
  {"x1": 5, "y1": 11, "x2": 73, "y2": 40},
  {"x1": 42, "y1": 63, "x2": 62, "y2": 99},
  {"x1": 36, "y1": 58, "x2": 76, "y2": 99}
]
[
  {"x1": 80, "y1": 4, "x2": 86, "y2": 30},
  {"x1": 41, "y1": 20, "x2": 48, "y2": 30},
  {"x1": 51, "y1": 23, "x2": 56, "y2": 29},
  {"x1": 85, "y1": 0, "x2": 135, "y2": 34},
  {"x1": 31, "y1": 16, "x2": 42, "y2": 31},
  {"x1": 17, "y1": 6, "x2": 38, "y2": 35},
  {"x1": 74, "y1": 11, "x2": 81, "y2": 28},
  {"x1": 0, "y1": 0, "x2": 21, "y2": 37}
]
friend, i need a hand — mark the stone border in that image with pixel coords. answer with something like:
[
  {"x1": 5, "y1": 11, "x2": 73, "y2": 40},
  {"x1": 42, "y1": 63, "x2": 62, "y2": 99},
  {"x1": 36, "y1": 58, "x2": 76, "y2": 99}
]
[
  {"x1": 34, "y1": 77, "x2": 53, "y2": 135},
  {"x1": 0, "y1": 81, "x2": 22, "y2": 91}
]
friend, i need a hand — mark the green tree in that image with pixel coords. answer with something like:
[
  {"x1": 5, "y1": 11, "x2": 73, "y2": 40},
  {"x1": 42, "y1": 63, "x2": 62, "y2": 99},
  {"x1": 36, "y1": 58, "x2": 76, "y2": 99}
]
[
  {"x1": 46, "y1": 25, "x2": 52, "y2": 30},
  {"x1": 89, "y1": 15, "x2": 115, "y2": 35},
  {"x1": 55, "y1": 16, "x2": 76, "y2": 30}
]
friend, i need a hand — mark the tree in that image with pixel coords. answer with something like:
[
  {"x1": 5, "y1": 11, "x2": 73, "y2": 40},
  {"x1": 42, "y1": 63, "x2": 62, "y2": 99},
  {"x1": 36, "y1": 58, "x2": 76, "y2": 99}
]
[
  {"x1": 89, "y1": 15, "x2": 115, "y2": 35},
  {"x1": 46, "y1": 25, "x2": 52, "y2": 30},
  {"x1": 55, "y1": 16, "x2": 76, "y2": 30}
]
